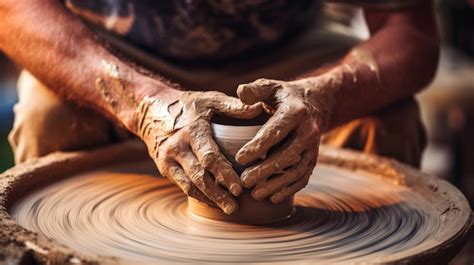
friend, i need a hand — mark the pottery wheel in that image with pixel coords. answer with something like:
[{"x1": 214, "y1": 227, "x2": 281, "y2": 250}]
[{"x1": 11, "y1": 162, "x2": 447, "y2": 264}]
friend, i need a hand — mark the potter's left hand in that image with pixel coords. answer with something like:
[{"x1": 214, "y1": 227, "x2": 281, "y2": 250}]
[{"x1": 236, "y1": 78, "x2": 332, "y2": 204}]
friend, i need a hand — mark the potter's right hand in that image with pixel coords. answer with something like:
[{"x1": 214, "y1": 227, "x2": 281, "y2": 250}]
[{"x1": 136, "y1": 90, "x2": 263, "y2": 214}]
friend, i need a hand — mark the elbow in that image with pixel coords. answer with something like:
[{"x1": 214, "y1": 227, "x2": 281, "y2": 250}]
[
  {"x1": 376, "y1": 6, "x2": 441, "y2": 95},
  {"x1": 395, "y1": 24, "x2": 440, "y2": 96},
  {"x1": 406, "y1": 10, "x2": 441, "y2": 94},
  {"x1": 414, "y1": 39, "x2": 440, "y2": 93}
]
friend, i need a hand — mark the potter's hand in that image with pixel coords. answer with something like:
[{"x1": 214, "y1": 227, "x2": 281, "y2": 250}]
[
  {"x1": 136, "y1": 91, "x2": 262, "y2": 214},
  {"x1": 236, "y1": 78, "x2": 332, "y2": 204}
]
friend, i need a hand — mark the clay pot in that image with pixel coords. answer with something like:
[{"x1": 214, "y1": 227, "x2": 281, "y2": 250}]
[{"x1": 186, "y1": 117, "x2": 294, "y2": 224}]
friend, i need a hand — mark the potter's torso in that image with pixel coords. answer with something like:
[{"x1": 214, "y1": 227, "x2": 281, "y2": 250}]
[
  {"x1": 66, "y1": 0, "x2": 320, "y2": 61},
  {"x1": 65, "y1": 0, "x2": 420, "y2": 63}
]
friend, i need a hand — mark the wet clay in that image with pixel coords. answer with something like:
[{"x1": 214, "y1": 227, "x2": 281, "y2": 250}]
[
  {"x1": 1, "y1": 142, "x2": 472, "y2": 264},
  {"x1": 347, "y1": 47, "x2": 380, "y2": 81},
  {"x1": 235, "y1": 78, "x2": 331, "y2": 205},
  {"x1": 136, "y1": 92, "x2": 263, "y2": 214},
  {"x1": 188, "y1": 190, "x2": 294, "y2": 224},
  {"x1": 95, "y1": 59, "x2": 137, "y2": 114},
  {"x1": 207, "y1": 116, "x2": 294, "y2": 224}
]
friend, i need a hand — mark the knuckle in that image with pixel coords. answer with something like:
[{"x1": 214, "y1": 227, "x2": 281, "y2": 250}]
[
  {"x1": 237, "y1": 84, "x2": 248, "y2": 94},
  {"x1": 293, "y1": 103, "x2": 308, "y2": 116},
  {"x1": 156, "y1": 153, "x2": 169, "y2": 168},
  {"x1": 193, "y1": 100, "x2": 207, "y2": 111},
  {"x1": 309, "y1": 122, "x2": 321, "y2": 135},
  {"x1": 282, "y1": 171, "x2": 297, "y2": 183},
  {"x1": 189, "y1": 169, "x2": 206, "y2": 183},
  {"x1": 201, "y1": 153, "x2": 216, "y2": 168},
  {"x1": 159, "y1": 144, "x2": 176, "y2": 157},
  {"x1": 214, "y1": 174, "x2": 225, "y2": 183},
  {"x1": 193, "y1": 96, "x2": 204, "y2": 105},
  {"x1": 273, "y1": 161, "x2": 282, "y2": 171},
  {"x1": 188, "y1": 121, "x2": 205, "y2": 133},
  {"x1": 255, "y1": 78, "x2": 270, "y2": 84},
  {"x1": 279, "y1": 154, "x2": 300, "y2": 168},
  {"x1": 289, "y1": 154, "x2": 301, "y2": 165},
  {"x1": 254, "y1": 78, "x2": 280, "y2": 89}
]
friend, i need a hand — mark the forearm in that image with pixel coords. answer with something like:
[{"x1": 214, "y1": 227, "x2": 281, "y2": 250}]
[
  {"x1": 300, "y1": 4, "x2": 439, "y2": 130},
  {"x1": 0, "y1": 0, "x2": 178, "y2": 133}
]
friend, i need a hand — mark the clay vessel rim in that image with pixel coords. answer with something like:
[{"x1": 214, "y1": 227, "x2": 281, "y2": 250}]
[{"x1": 211, "y1": 123, "x2": 262, "y2": 139}]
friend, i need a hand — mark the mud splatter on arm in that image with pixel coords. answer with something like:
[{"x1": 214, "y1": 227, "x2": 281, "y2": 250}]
[{"x1": 234, "y1": 2, "x2": 439, "y2": 204}]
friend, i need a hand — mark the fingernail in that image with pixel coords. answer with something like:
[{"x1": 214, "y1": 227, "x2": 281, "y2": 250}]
[
  {"x1": 271, "y1": 195, "x2": 283, "y2": 204},
  {"x1": 235, "y1": 150, "x2": 255, "y2": 166},
  {"x1": 252, "y1": 189, "x2": 266, "y2": 200},
  {"x1": 230, "y1": 183, "x2": 242, "y2": 196},
  {"x1": 223, "y1": 203, "x2": 237, "y2": 215},
  {"x1": 241, "y1": 177, "x2": 253, "y2": 189},
  {"x1": 235, "y1": 152, "x2": 245, "y2": 164}
]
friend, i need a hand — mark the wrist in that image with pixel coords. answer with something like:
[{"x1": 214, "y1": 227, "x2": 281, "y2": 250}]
[
  {"x1": 120, "y1": 76, "x2": 183, "y2": 134},
  {"x1": 132, "y1": 76, "x2": 182, "y2": 102},
  {"x1": 126, "y1": 77, "x2": 183, "y2": 135},
  {"x1": 293, "y1": 71, "x2": 344, "y2": 132}
]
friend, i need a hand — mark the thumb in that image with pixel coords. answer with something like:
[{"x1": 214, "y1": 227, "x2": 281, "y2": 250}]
[
  {"x1": 237, "y1": 78, "x2": 279, "y2": 105},
  {"x1": 207, "y1": 93, "x2": 264, "y2": 119}
]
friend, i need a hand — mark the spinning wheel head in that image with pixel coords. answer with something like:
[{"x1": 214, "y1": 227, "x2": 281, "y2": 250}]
[{"x1": 1, "y1": 141, "x2": 472, "y2": 264}]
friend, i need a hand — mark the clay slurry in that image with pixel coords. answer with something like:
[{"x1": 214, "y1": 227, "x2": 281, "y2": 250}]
[{"x1": 11, "y1": 164, "x2": 440, "y2": 264}]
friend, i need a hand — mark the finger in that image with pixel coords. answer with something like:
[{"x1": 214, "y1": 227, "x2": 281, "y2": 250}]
[
  {"x1": 251, "y1": 149, "x2": 313, "y2": 201},
  {"x1": 235, "y1": 103, "x2": 306, "y2": 165},
  {"x1": 189, "y1": 120, "x2": 242, "y2": 196},
  {"x1": 270, "y1": 152, "x2": 318, "y2": 204},
  {"x1": 207, "y1": 93, "x2": 263, "y2": 119},
  {"x1": 237, "y1": 78, "x2": 280, "y2": 105},
  {"x1": 155, "y1": 150, "x2": 212, "y2": 204},
  {"x1": 270, "y1": 168, "x2": 312, "y2": 204},
  {"x1": 158, "y1": 159, "x2": 213, "y2": 205},
  {"x1": 176, "y1": 149, "x2": 238, "y2": 215},
  {"x1": 240, "y1": 125, "x2": 317, "y2": 188}
]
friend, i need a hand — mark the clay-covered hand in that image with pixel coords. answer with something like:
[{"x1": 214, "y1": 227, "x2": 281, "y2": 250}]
[
  {"x1": 236, "y1": 78, "x2": 334, "y2": 204},
  {"x1": 137, "y1": 91, "x2": 262, "y2": 214}
]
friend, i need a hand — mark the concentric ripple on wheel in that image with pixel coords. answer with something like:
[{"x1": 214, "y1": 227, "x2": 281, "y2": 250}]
[{"x1": 11, "y1": 164, "x2": 440, "y2": 264}]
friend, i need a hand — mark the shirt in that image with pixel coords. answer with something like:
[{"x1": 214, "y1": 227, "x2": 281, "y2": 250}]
[{"x1": 65, "y1": 0, "x2": 426, "y2": 61}]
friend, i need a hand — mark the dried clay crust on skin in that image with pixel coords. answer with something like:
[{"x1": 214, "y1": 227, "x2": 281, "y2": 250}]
[{"x1": 136, "y1": 92, "x2": 263, "y2": 214}]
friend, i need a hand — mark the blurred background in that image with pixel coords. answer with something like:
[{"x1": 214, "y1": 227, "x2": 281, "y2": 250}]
[
  {"x1": 0, "y1": 1, "x2": 473, "y2": 264},
  {"x1": 0, "y1": 52, "x2": 17, "y2": 171}
]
